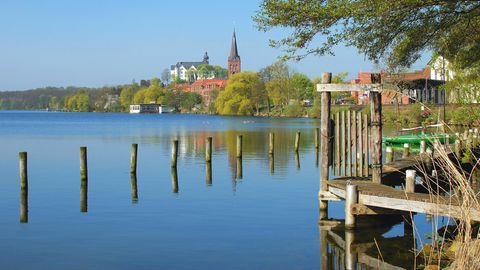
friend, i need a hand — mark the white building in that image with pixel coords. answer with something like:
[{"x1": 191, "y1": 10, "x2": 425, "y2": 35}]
[
  {"x1": 170, "y1": 52, "x2": 209, "y2": 82},
  {"x1": 429, "y1": 56, "x2": 455, "y2": 81},
  {"x1": 129, "y1": 104, "x2": 163, "y2": 114}
]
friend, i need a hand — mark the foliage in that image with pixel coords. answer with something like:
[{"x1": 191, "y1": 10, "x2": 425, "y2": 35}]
[
  {"x1": 283, "y1": 103, "x2": 304, "y2": 117},
  {"x1": 65, "y1": 91, "x2": 90, "y2": 112},
  {"x1": 119, "y1": 84, "x2": 139, "y2": 111},
  {"x1": 180, "y1": 92, "x2": 202, "y2": 111},
  {"x1": 132, "y1": 77, "x2": 165, "y2": 104},
  {"x1": 444, "y1": 66, "x2": 480, "y2": 104},
  {"x1": 215, "y1": 72, "x2": 266, "y2": 116},
  {"x1": 161, "y1": 68, "x2": 171, "y2": 85},
  {"x1": 291, "y1": 73, "x2": 314, "y2": 100},
  {"x1": 254, "y1": 1, "x2": 480, "y2": 69}
]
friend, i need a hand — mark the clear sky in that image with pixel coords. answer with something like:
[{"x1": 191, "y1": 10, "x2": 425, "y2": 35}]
[{"x1": 0, "y1": 0, "x2": 430, "y2": 91}]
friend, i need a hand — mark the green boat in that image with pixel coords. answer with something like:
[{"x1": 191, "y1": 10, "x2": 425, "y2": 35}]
[{"x1": 383, "y1": 133, "x2": 455, "y2": 145}]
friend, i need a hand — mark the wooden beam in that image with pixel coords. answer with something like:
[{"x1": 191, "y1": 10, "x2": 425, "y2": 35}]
[
  {"x1": 317, "y1": 83, "x2": 382, "y2": 92},
  {"x1": 351, "y1": 204, "x2": 408, "y2": 215}
]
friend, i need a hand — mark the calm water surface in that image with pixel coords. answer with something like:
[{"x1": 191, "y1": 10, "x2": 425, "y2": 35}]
[{"x1": 0, "y1": 111, "x2": 435, "y2": 269}]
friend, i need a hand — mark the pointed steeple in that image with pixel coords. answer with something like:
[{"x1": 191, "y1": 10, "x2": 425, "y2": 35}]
[
  {"x1": 203, "y1": 51, "x2": 209, "y2": 64},
  {"x1": 229, "y1": 30, "x2": 240, "y2": 61}
]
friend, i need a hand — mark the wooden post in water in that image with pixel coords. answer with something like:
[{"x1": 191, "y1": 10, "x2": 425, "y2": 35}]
[
  {"x1": 346, "y1": 111, "x2": 351, "y2": 176},
  {"x1": 314, "y1": 128, "x2": 320, "y2": 150},
  {"x1": 445, "y1": 134, "x2": 450, "y2": 149},
  {"x1": 130, "y1": 143, "x2": 138, "y2": 174},
  {"x1": 358, "y1": 112, "x2": 363, "y2": 176},
  {"x1": 363, "y1": 114, "x2": 369, "y2": 176},
  {"x1": 420, "y1": 140, "x2": 426, "y2": 154},
  {"x1": 269, "y1": 155, "x2": 274, "y2": 175},
  {"x1": 268, "y1": 132, "x2": 274, "y2": 156},
  {"x1": 405, "y1": 170, "x2": 416, "y2": 193},
  {"x1": 341, "y1": 111, "x2": 346, "y2": 176},
  {"x1": 130, "y1": 173, "x2": 138, "y2": 202},
  {"x1": 205, "y1": 137, "x2": 212, "y2": 163},
  {"x1": 403, "y1": 143, "x2": 410, "y2": 158},
  {"x1": 345, "y1": 184, "x2": 358, "y2": 229},
  {"x1": 19, "y1": 152, "x2": 28, "y2": 223},
  {"x1": 370, "y1": 74, "x2": 382, "y2": 184},
  {"x1": 319, "y1": 72, "x2": 332, "y2": 213},
  {"x1": 335, "y1": 112, "x2": 340, "y2": 176},
  {"x1": 236, "y1": 135, "x2": 243, "y2": 158},
  {"x1": 171, "y1": 167, "x2": 179, "y2": 193},
  {"x1": 386, "y1": 146, "x2": 394, "y2": 163},
  {"x1": 80, "y1": 146, "x2": 88, "y2": 213},
  {"x1": 171, "y1": 140, "x2": 178, "y2": 168},
  {"x1": 294, "y1": 131, "x2": 301, "y2": 152},
  {"x1": 352, "y1": 111, "x2": 358, "y2": 177}
]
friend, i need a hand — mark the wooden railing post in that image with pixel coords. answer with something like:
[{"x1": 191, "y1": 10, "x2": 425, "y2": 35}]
[
  {"x1": 370, "y1": 74, "x2": 382, "y2": 184},
  {"x1": 319, "y1": 72, "x2": 332, "y2": 213}
]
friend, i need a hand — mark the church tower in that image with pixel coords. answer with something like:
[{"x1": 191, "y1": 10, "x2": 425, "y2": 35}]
[{"x1": 228, "y1": 30, "x2": 241, "y2": 78}]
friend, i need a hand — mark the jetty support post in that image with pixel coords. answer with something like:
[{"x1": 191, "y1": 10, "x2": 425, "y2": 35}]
[
  {"x1": 130, "y1": 143, "x2": 138, "y2": 174},
  {"x1": 319, "y1": 72, "x2": 332, "y2": 214},
  {"x1": 386, "y1": 146, "x2": 394, "y2": 163},
  {"x1": 268, "y1": 132, "x2": 274, "y2": 156},
  {"x1": 403, "y1": 143, "x2": 410, "y2": 158},
  {"x1": 314, "y1": 128, "x2": 320, "y2": 150},
  {"x1": 80, "y1": 146, "x2": 88, "y2": 213},
  {"x1": 294, "y1": 131, "x2": 301, "y2": 152},
  {"x1": 420, "y1": 140, "x2": 426, "y2": 154},
  {"x1": 171, "y1": 140, "x2": 179, "y2": 168},
  {"x1": 19, "y1": 152, "x2": 28, "y2": 223},
  {"x1": 405, "y1": 170, "x2": 416, "y2": 193},
  {"x1": 345, "y1": 184, "x2": 358, "y2": 229},
  {"x1": 236, "y1": 135, "x2": 243, "y2": 158},
  {"x1": 130, "y1": 173, "x2": 138, "y2": 202},
  {"x1": 205, "y1": 137, "x2": 212, "y2": 163},
  {"x1": 370, "y1": 73, "x2": 383, "y2": 184}
]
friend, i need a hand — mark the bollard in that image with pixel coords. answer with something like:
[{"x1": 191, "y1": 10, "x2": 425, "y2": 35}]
[
  {"x1": 295, "y1": 152, "x2": 300, "y2": 170},
  {"x1": 314, "y1": 128, "x2": 320, "y2": 149},
  {"x1": 80, "y1": 147, "x2": 88, "y2": 213},
  {"x1": 236, "y1": 135, "x2": 243, "y2": 158},
  {"x1": 445, "y1": 134, "x2": 450, "y2": 148},
  {"x1": 386, "y1": 146, "x2": 394, "y2": 163},
  {"x1": 268, "y1": 132, "x2": 274, "y2": 155},
  {"x1": 402, "y1": 143, "x2": 410, "y2": 158},
  {"x1": 19, "y1": 152, "x2": 28, "y2": 223},
  {"x1": 130, "y1": 173, "x2": 138, "y2": 202},
  {"x1": 405, "y1": 170, "x2": 416, "y2": 193},
  {"x1": 171, "y1": 140, "x2": 178, "y2": 168},
  {"x1": 420, "y1": 140, "x2": 426, "y2": 154},
  {"x1": 294, "y1": 131, "x2": 301, "y2": 152},
  {"x1": 345, "y1": 184, "x2": 358, "y2": 229},
  {"x1": 269, "y1": 155, "x2": 275, "y2": 175},
  {"x1": 205, "y1": 137, "x2": 212, "y2": 162},
  {"x1": 130, "y1": 144, "x2": 138, "y2": 174}
]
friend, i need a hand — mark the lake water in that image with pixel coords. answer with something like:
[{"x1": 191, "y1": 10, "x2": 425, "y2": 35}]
[{"x1": 0, "y1": 111, "x2": 436, "y2": 269}]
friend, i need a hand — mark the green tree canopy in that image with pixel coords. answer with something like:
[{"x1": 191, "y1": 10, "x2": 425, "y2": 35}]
[
  {"x1": 215, "y1": 72, "x2": 266, "y2": 116},
  {"x1": 254, "y1": 1, "x2": 480, "y2": 69},
  {"x1": 119, "y1": 84, "x2": 139, "y2": 110},
  {"x1": 291, "y1": 73, "x2": 314, "y2": 100}
]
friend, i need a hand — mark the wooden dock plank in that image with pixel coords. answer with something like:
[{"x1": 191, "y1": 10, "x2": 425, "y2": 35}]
[{"x1": 327, "y1": 180, "x2": 480, "y2": 221}]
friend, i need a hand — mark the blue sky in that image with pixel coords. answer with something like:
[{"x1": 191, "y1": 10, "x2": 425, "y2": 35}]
[{"x1": 0, "y1": 0, "x2": 430, "y2": 91}]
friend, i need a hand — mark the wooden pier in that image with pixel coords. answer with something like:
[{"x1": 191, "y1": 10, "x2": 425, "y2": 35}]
[{"x1": 317, "y1": 72, "x2": 480, "y2": 228}]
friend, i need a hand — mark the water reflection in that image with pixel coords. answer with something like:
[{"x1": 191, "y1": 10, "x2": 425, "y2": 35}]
[
  {"x1": 295, "y1": 152, "x2": 301, "y2": 170},
  {"x1": 171, "y1": 167, "x2": 179, "y2": 193},
  {"x1": 20, "y1": 187, "x2": 28, "y2": 223},
  {"x1": 319, "y1": 217, "x2": 416, "y2": 270},
  {"x1": 269, "y1": 155, "x2": 274, "y2": 175},
  {"x1": 80, "y1": 177, "x2": 88, "y2": 213},
  {"x1": 130, "y1": 173, "x2": 138, "y2": 203},
  {"x1": 236, "y1": 158, "x2": 243, "y2": 180},
  {"x1": 205, "y1": 162, "x2": 212, "y2": 186}
]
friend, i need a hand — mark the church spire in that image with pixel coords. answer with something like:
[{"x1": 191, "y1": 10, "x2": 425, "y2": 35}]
[
  {"x1": 228, "y1": 30, "x2": 241, "y2": 78},
  {"x1": 229, "y1": 30, "x2": 240, "y2": 61}
]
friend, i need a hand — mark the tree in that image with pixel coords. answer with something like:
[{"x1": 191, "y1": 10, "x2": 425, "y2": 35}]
[
  {"x1": 291, "y1": 73, "x2": 314, "y2": 101},
  {"x1": 254, "y1": 1, "x2": 480, "y2": 69},
  {"x1": 65, "y1": 91, "x2": 90, "y2": 112},
  {"x1": 120, "y1": 84, "x2": 139, "y2": 111},
  {"x1": 180, "y1": 92, "x2": 202, "y2": 111},
  {"x1": 215, "y1": 72, "x2": 266, "y2": 115},
  {"x1": 161, "y1": 68, "x2": 171, "y2": 85}
]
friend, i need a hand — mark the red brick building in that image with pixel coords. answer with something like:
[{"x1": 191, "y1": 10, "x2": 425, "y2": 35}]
[{"x1": 188, "y1": 79, "x2": 227, "y2": 105}]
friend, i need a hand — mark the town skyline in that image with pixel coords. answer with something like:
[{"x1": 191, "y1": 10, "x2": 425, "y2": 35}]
[{"x1": 0, "y1": 0, "x2": 431, "y2": 91}]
